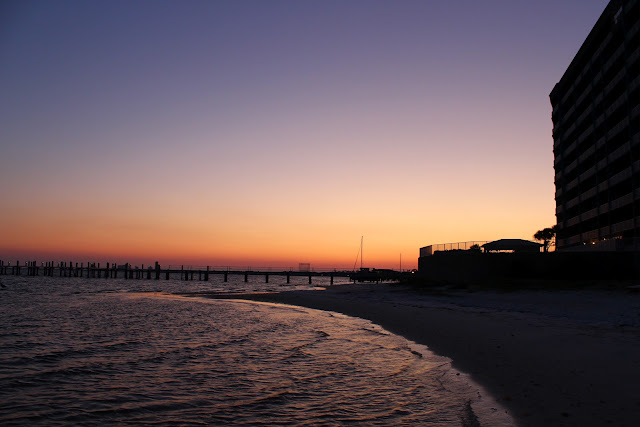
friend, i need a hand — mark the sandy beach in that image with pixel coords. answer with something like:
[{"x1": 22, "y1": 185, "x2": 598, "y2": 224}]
[{"x1": 190, "y1": 283, "x2": 640, "y2": 426}]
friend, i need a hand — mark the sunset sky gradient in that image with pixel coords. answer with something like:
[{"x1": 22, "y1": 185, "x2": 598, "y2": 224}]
[{"x1": 1, "y1": 0, "x2": 609, "y2": 269}]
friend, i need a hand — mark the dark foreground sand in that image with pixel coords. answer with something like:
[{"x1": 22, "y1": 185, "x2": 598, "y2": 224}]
[{"x1": 189, "y1": 283, "x2": 640, "y2": 426}]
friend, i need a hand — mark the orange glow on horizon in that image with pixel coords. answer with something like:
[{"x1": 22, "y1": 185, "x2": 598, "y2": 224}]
[{"x1": 0, "y1": 169, "x2": 556, "y2": 270}]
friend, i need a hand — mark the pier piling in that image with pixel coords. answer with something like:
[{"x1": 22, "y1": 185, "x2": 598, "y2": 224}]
[{"x1": 0, "y1": 259, "x2": 353, "y2": 284}]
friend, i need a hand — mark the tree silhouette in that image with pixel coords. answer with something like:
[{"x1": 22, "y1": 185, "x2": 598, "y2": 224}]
[{"x1": 534, "y1": 225, "x2": 557, "y2": 252}]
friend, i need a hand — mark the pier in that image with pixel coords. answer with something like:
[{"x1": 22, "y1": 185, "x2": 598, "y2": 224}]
[{"x1": 0, "y1": 260, "x2": 365, "y2": 284}]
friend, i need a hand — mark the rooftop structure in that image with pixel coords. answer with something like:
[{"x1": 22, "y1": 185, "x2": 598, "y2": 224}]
[{"x1": 482, "y1": 239, "x2": 542, "y2": 253}]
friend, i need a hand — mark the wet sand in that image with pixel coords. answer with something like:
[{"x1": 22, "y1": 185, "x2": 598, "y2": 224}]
[{"x1": 190, "y1": 283, "x2": 640, "y2": 426}]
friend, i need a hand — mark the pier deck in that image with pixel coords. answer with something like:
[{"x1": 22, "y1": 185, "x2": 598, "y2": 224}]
[{"x1": 0, "y1": 260, "x2": 362, "y2": 284}]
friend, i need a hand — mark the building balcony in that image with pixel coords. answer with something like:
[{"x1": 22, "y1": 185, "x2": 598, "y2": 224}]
[
  {"x1": 555, "y1": 166, "x2": 563, "y2": 179},
  {"x1": 609, "y1": 166, "x2": 633, "y2": 187},
  {"x1": 566, "y1": 177, "x2": 579, "y2": 191},
  {"x1": 604, "y1": 69, "x2": 625, "y2": 96},
  {"x1": 582, "y1": 229, "x2": 600, "y2": 241},
  {"x1": 612, "y1": 219, "x2": 635, "y2": 234},
  {"x1": 607, "y1": 118, "x2": 629, "y2": 140},
  {"x1": 566, "y1": 141, "x2": 579, "y2": 158},
  {"x1": 611, "y1": 192, "x2": 634, "y2": 210},
  {"x1": 565, "y1": 159, "x2": 578, "y2": 175},
  {"x1": 630, "y1": 74, "x2": 640, "y2": 92},
  {"x1": 593, "y1": 32, "x2": 613, "y2": 64},
  {"x1": 581, "y1": 185, "x2": 598, "y2": 200},
  {"x1": 605, "y1": 93, "x2": 626, "y2": 116},
  {"x1": 603, "y1": 45, "x2": 624, "y2": 74},
  {"x1": 567, "y1": 235, "x2": 582, "y2": 246},
  {"x1": 576, "y1": 84, "x2": 592, "y2": 107},
  {"x1": 628, "y1": 44, "x2": 640, "y2": 67},
  {"x1": 576, "y1": 104, "x2": 594, "y2": 127},
  {"x1": 597, "y1": 156, "x2": 609, "y2": 171},
  {"x1": 595, "y1": 91, "x2": 604, "y2": 106},
  {"x1": 567, "y1": 215, "x2": 581, "y2": 227},
  {"x1": 554, "y1": 153, "x2": 564, "y2": 167},
  {"x1": 578, "y1": 145, "x2": 596, "y2": 163},
  {"x1": 564, "y1": 123, "x2": 577, "y2": 141},
  {"x1": 567, "y1": 195, "x2": 580, "y2": 209},
  {"x1": 597, "y1": 176, "x2": 611, "y2": 193},
  {"x1": 565, "y1": 104, "x2": 576, "y2": 120},
  {"x1": 608, "y1": 141, "x2": 631, "y2": 163},
  {"x1": 629, "y1": 17, "x2": 640, "y2": 39},
  {"x1": 578, "y1": 124, "x2": 595, "y2": 145},
  {"x1": 560, "y1": 85, "x2": 575, "y2": 105},
  {"x1": 581, "y1": 208, "x2": 599, "y2": 221},
  {"x1": 579, "y1": 165, "x2": 597, "y2": 182}
]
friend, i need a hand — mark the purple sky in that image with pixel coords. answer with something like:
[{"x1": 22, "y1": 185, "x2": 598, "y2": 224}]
[{"x1": 0, "y1": 0, "x2": 609, "y2": 267}]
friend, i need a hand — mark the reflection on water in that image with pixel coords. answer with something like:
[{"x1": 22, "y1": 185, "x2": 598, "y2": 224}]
[{"x1": 0, "y1": 276, "x2": 511, "y2": 425}]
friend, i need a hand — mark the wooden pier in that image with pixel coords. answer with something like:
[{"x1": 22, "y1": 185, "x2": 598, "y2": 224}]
[{"x1": 0, "y1": 260, "x2": 359, "y2": 284}]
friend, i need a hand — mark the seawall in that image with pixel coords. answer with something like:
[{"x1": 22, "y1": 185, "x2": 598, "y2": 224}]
[{"x1": 417, "y1": 251, "x2": 640, "y2": 285}]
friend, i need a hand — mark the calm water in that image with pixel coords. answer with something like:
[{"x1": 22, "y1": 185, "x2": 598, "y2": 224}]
[{"x1": 0, "y1": 275, "x2": 512, "y2": 425}]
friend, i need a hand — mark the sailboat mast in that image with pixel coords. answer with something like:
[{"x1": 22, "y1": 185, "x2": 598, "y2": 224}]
[{"x1": 360, "y1": 236, "x2": 363, "y2": 270}]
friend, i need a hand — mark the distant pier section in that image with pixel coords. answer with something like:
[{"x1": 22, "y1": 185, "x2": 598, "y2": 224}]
[{"x1": 0, "y1": 260, "x2": 399, "y2": 283}]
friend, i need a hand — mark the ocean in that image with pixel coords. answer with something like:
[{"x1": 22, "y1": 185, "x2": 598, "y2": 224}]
[{"x1": 0, "y1": 274, "x2": 513, "y2": 425}]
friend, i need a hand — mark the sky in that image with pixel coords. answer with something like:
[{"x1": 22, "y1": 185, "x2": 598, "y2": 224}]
[{"x1": 0, "y1": 0, "x2": 609, "y2": 269}]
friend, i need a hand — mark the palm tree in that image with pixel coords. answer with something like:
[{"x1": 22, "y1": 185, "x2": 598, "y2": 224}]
[{"x1": 534, "y1": 225, "x2": 557, "y2": 252}]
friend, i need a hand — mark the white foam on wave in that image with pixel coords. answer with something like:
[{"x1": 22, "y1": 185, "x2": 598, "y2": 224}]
[
  {"x1": 228, "y1": 297, "x2": 518, "y2": 426},
  {"x1": 406, "y1": 341, "x2": 517, "y2": 427}
]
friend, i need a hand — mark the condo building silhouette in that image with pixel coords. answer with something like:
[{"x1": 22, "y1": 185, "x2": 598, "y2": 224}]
[{"x1": 551, "y1": 0, "x2": 640, "y2": 251}]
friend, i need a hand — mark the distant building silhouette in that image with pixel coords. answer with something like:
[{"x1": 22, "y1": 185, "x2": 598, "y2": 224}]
[{"x1": 551, "y1": 0, "x2": 640, "y2": 251}]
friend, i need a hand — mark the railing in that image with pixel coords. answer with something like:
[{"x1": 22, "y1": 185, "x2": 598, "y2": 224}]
[
  {"x1": 0, "y1": 260, "x2": 357, "y2": 283},
  {"x1": 166, "y1": 265, "x2": 350, "y2": 273},
  {"x1": 420, "y1": 241, "x2": 489, "y2": 257}
]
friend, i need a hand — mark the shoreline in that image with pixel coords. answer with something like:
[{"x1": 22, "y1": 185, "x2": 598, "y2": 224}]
[{"x1": 186, "y1": 283, "x2": 640, "y2": 427}]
